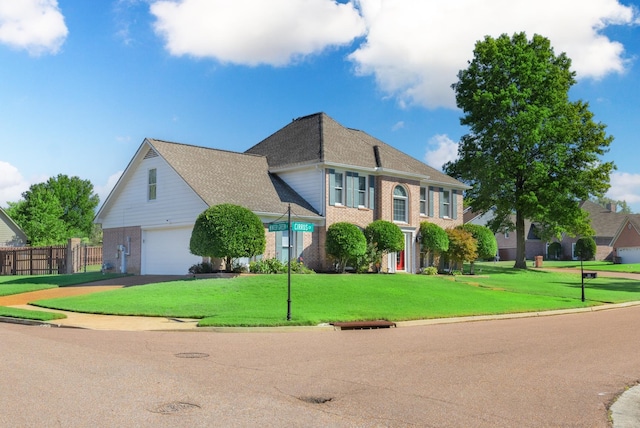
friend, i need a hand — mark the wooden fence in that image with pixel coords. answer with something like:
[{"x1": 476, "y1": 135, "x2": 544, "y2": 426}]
[{"x1": 0, "y1": 244, "x2": 102, "y2": 276}]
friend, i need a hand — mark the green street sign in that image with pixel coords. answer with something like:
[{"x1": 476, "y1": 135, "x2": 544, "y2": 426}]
[
  {"x1": 268, "y1": 222, "x2": 314, "y2": 232},
  {"x1": 292, "y1": 222, "x2": 314, "y2": 232},
  {"x1": 268, "y1": 222, "x2": 288, "y2": 232}
]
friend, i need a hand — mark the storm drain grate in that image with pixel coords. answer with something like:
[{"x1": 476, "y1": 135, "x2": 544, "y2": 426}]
[
  {"x1": 299, "y1": 396, "x2": 333, "y2": 404},
  {"x1": 175, "y1": 352, "x2": 209, "y2": 359},
  {"x1": 151, "y1": 401, "x2": 201, "y2": 414}
]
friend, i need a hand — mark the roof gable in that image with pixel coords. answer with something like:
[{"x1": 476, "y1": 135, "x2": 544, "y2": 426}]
[
  {"x1": 579, "y1": 200, "x2": 626, "y2": 238},
  {"x1": 246, "y1": 112, "x2": 468, "y2": 188}
]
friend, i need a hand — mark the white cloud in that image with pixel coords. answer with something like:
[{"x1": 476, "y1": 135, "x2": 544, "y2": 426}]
[
  {"x1": 0, "y1": 0, "x2": 68, "y2": 55},
  {"x1": 0, "y1": 161, "x2": 29, "y2": 207},
  {"x1": 424, "y1": 134, "x2": 458, "y2": 171},
  {"x1": 606, "y1": 171, "x2": 640, "y2": 206},
  {"x1": 150, "y1": 0, "x2": 366, "y2": 66},
  {"x1": 350, "y1": 0, "x2": 638, "y2": 109},
  {"x1": 95, "y1": 171, "x2": 124, "y2": 209},
  {"x1": 391, "y1": 121, "x2": 404, "y2": 131}
]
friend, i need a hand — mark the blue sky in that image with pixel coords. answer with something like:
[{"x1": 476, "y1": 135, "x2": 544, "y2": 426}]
[{"x1": 1, "y1": 0, "x2": 639, "y2": 212}]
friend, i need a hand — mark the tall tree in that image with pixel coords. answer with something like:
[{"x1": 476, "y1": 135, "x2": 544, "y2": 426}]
[
  {"x1": 445, "y1": 32, "x2": 614, "y2": 269},
  {"x1": 6, "y1": 188, "x2": 67, "y2": 246},
  {"x1": 45, "y1": 174, "x2": 100, "y2": 238}
]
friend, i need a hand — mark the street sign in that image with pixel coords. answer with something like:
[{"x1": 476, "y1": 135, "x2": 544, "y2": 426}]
[
  {"x1": 292, "y1": 222, "x2": 314, "y2": 232},
  {"x1": 268, "y1": 222, "x2": 288, "y2": 232},
  {"x1": 268, "y1": 222, "x2": 314, "y2": 232}
]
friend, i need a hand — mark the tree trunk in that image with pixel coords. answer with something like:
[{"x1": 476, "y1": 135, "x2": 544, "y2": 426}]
[{"x1": 514, "y1": 210, "x2": 527, "y2": 269}]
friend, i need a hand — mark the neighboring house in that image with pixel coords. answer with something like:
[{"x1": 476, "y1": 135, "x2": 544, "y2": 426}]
[
  {"x1": 466, "y1": 201, "x2": 626, "y2": 261},
  {"x1": 95, "y1": 112, "x2": 468, "y2": 275},
  {"x1": 465, "y1": 209, "x2": 544, "y2": 260},
  {"x1": 0, "y1": 207, "x2": 27, "y2": 247},
  {"x1": 611, "y1": 216, "x2": 640, "y2": 263}
]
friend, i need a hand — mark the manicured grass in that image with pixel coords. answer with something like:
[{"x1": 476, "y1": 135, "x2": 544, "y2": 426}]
[
  {"x1": 31, "y1": 265, "x2": 640, "y2": 327},
  {"x1": 0, "y1": 306, "x2": 66, "y2": 321},
  {"x1": 0, "y1": 272, "x2": 128, "y2": 296}
]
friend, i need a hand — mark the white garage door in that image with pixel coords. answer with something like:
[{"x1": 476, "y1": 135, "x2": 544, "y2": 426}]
[
  {"x1": 617, "y1": 247, "x2": 640, "y2": 264},
  {"x1": 142, "y1": 227, "x2": 201, "y2": 275}
]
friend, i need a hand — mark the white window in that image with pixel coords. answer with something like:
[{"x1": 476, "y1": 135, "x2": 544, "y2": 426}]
[
  {"x1": 420, "y1": 187, "x2": 427, "y2": 215},
  {"x1": 148, "y1": 168, "x2": 157, "y2": 201},
  {"x1": 439, "y1": 188, "x2": 458, "y2": 219},
  {"x1": 334, "y1": 172, "x2": 343, "y2": 205},
  {"x1": 358, "y1": 176, "x2": 367, "y2": 207},
  {"x1": 442, "y1": 190, "x2": 450, "y2": 217},
  {"x1": 329, "y1": 169, "x2": 374, "y2": 209},
  {"x1": 393, "y1": 185, "x2": 408, "y2": 223}
]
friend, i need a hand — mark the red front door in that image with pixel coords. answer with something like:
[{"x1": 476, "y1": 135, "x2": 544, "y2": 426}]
[{"x1": 396, "y1": 250, "x2": 405, "y2": 270}]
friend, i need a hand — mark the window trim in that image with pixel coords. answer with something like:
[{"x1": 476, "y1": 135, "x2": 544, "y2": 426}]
[
  {"x1": 419, "y1": 186, "x2": 427, "y2": 215},
  {"x1": 148, "y1": 168, "x2": 157, "y2": 201},
  {"x1": 393, "y1": 185, "x2": 408, "y2": 223},
  {"x1": 329, "y1": 169, "x2": 375, "y2": 209}
]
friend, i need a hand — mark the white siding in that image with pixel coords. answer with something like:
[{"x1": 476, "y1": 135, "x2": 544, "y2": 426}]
[
  {"x1": 276, "y1": 168, "x2": 324, "y2": 214},
  {"x1": 100, "y1": 156, "x2": 208, "y2": 229}
]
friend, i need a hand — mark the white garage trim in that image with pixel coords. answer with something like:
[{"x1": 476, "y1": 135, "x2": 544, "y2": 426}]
[
  {"x1": 617, "y1": 247, "x2": 640, "y2": 264},
  {"x1": 142, "y1": 226, "x2": 201, "y2": 275}
]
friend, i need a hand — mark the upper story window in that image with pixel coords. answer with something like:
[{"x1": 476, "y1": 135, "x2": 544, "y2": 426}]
[
  {"x1": 393, "y1": 185, "x2": 408, "y2": 223},
  {"x1": 441, "y1": 190, "x2": 450, "y2": 217},
  {"x1": 439, "y1": 188, "x2": 458, "y2": 219},
  {"x1": 329, "y1": 169, "x2": 374, "y2": 209},
  {"x1": 420, "y1": 187, "x2": 427, "y2": 215},
  {"x1": 148, "y1": 168, "x2": 157, "y2": 201}
]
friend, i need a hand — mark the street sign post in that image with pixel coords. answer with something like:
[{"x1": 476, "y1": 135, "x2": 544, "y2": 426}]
[
  {"x1": 268, "y1": 222, "x2": 288, "y2": 232},
  {"x1": 292, "y1": 222, "x2": 314, "y2": 232},
  {"x1": 267, "y1": 211, "x2": 315, "y2": 322}
]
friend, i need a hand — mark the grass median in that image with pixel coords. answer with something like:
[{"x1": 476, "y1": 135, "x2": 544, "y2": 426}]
[
  {"x1": 0, "y1": 272, "x2": 129, "y2": 322},
  {"x1": 29, "y1": 263, "x2": 640, "y2": 327}
]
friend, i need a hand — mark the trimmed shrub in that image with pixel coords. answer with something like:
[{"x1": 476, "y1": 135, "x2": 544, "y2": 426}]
[
  {"x1": 460, "y1": 224, "x2": 498, "y2": 260},
  {"x1": 548, "y1": 242, "x2": 562, "y2": 260},
  {"x1": 575, "y1": 237, "x2": 596, "y2": 261},
  {"x1": 190, "y1": 204, "x2": 266, "y2": 272},
  {"x1": 326, "y1": 222, "x2": 367, "y2": 273},
  {"x1": 420, "y1": 222, "x2": 449, "y2": 267},
  {"x1": 188, "y1": 262, "x2": 216, "y2": 274},
  {"x1": 420, "y1": 266, "x2": 438, "y2": 275}
]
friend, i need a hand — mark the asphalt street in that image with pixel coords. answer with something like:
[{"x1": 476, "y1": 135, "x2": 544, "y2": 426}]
[{"x1": 2, "y1": 305, "x2": 640, "y2": 427}]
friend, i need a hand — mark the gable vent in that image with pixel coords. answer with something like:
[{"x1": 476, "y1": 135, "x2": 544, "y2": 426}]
[{"x1": 144, "y1": 149, "x2": 159, "y2": 159}]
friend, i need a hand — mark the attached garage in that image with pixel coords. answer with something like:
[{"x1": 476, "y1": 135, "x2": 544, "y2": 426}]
[
  {"x1": 142, "y1": 227, "x2": 201, "y2": 275},
  {"x1": 616, "y1": 247, "x2": 640, "y2": 264}
]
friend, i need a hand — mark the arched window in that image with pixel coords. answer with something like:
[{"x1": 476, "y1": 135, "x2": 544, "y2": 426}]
[{"x1": 393, "y1": 185, "x2": 408, "y2": 223}]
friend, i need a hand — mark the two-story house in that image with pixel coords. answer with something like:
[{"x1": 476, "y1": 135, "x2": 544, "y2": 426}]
[{"x1": 95, "y1": 113, "x2": 468, "y2": 275}]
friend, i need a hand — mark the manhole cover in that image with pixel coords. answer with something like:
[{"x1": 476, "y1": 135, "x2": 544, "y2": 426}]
[
  {"x1": 151, "y1": 401, "x2": 201, "y2": 414},
  {"x1": 175, "y1": 352, "x2": 209, "y2": 359},
  {"x1": 299, "y1": 396, "x2": 333, "y2": 404}
]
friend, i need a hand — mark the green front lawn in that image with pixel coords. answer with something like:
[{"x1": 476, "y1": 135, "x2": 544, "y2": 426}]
[
  {"x1": 0, "y1": 272, "x2": 128, "y2": 296},
  {"x1": 30, "y1": 264, "x2": 640, "y2": 327},
  {"x1": 0, "y1": 306, "x2": 66, "y2": 321}
]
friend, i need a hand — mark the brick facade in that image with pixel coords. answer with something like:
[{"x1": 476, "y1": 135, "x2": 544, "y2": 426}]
[{"x1": 102, "y1": 226, "x2": 142, "y2": 274}]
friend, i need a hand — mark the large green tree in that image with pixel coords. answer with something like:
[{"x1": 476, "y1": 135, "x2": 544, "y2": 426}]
[
  {"x1": 189, "y1": 204, "x2": 266, "y2": 272},
  {"x1": 6, "y1": 175, "x2": 99, "y2": 245},
  {"x1": 445, "y1": 32, "x2": 614, "y2": 269}
]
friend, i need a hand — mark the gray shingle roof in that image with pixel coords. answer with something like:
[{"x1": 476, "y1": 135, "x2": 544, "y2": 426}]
[
  {"x1": 147, "y1": 139, "x2": 320, "y2": 218},
  {"x1": 579, "y1": 200, "x2": 626, "y2": 238},
  {"x1": 245, "y1": 112, "x2": 467, "y2": 188}
]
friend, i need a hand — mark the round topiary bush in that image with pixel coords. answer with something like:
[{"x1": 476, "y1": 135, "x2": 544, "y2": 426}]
[{"x1": 325, "y1": 222, "x2": 367, "y2": 273}]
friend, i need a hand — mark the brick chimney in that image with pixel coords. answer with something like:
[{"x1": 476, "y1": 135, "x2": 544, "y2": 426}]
[{"x1": 606, "y1": 202, "x2": 617, "y2": 213}]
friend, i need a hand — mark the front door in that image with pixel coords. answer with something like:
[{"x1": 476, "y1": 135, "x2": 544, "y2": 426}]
[{"x1": 396, "y1": 250, "x2": 405, "y2": 270}]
